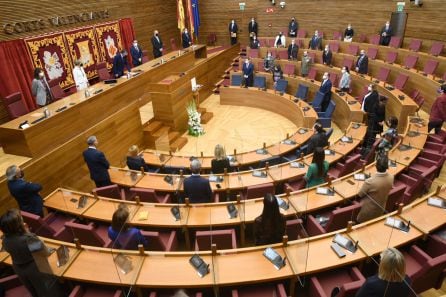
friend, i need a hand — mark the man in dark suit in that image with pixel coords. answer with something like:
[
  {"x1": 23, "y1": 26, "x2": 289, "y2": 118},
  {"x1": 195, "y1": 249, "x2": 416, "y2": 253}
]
[
  {"x1": 242, "y1": 58, "x2": 254, "y2": 87},
  {"x1": 309, "y1": 30, "x2": 322, "y2": 50},
  {"x1": 183, "y1": 159, "x2": 212, "y2": 203},
  {"x1": 112, "y1": 50, "x2": 131, "y2": 78},
  {"x1": 229, "y1": 19, "x2": 238, "y2": 45},
  {"x1": 380, "y1": 21, "x2": 392, "y2": 46},
  {"x1": 83, "y1": 136, "x2": 112, "y2": 187},
  {"x1": 288, "y1": 17, "x2": 298, "y2": 37},
  {"x1": 6, "y1": 165, "x2": 43, "y2": 217},
  {"x1": 130, "y1": 40, "x2": 143, "y2": 67},
  {"x1": 250, "y1": 35, "x2": 260, "y2": 49},
  {"x1": 319, "y1": 72, "x2": 332, "y2": 112},
  {"x1": 151, "y1": 30, "x2": 164, "y2": 58},
  {"x1": 322, "y1": 45, "x2": 332, "y2": 66},
  {"x1": 288, "y1": 39, "x2": 298, "y2": 60},
  {"x1": 355, "y1": 50, "x2": 369, "y2": 74},
  {"x1": 248, "y1": 17, "x2": 258, "y2": 39},
  {"x1": 182, "y1": 28, "x2": 192, "y2": 48}
]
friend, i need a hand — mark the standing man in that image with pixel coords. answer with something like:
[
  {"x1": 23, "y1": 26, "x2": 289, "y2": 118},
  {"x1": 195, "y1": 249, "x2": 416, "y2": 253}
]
[
  {"x1": 428, "y1": 84, "x2": 446, "y2": 134},
  {"x1": 380, "y1": 21, "x2": 393, "y2": 46},
  {"x1": 355, "y1": 50, "x2": 369, "y2": 74},
  {"x1": 250, "y1": 35, "x2": 260, "y2": 49},
  {"x1": 319, "y1": 72, "x2": 332, "y2": 112},
  {"x1": 301, "y1": 51, "x2": 312, "y2": 77},
  {"x1": 248, "y1": 17, "x2": 258, "y2": 40},
  {"x1": 288, "y1": 17, "x2": 298, "y2": 37},
  {"x1": 242, "y1": 58, "x2": 254, "y2": 87},
  {"x1": 151, "y1": 30, "x2": 164, "y2": 58},
  {"x1": 130, "y1": 40, "x2": 143, "y2": 67},
  {"x1": 288, "y1": 39, "x2": 298, "y2": 60},
  {"x1": 83, "y1": 136, "x2": 111, "y2": 187},
  {"x1": 309, "y1": 30, "x2": 322, "y2": 50},
  {"x1": 322, "y1": 45, "x2": 332, "y2": 66},
  {"x1": 112, "y1": 49, "x2": 131, "y2": 78},
  {"x1": 182, "y1": 28, "x2": 192, "y2": 48},
  {"x1": 183, "y1": 159, "x2": 212, "y2": 203},
  {"x1": 229, "y1": 19, "x2": 238, "y2": 45},
  {"x1": 356, "y1": 155, "x2": 394, "y2": 223},
  {"x1": 6, "y1": 165, "x2": 44, "y2": 217}
]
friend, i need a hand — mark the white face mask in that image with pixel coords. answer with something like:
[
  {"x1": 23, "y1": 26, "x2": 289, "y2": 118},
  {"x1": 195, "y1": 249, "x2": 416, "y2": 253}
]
[
  {"x1": 245, "y1": 60, "x2": 249, "y2": 64},
  {"x1": 325, "y1": 48, "x2": 329, "y2": 52},
  {"x1": 268, "y1": 54, "x2": 272, "y2": 57},
  {"x1": 368, "y1": 87, "x2": 372, "y2": 91},
  {"x1": 39, "y1": 72, "x2": 44, "y2": 78},
  {"x1": 133, "y1": 43, "x2": 138, "y2": 47},
  {"x1": 323, "y1": 76, "x2": 328, "y2": 80},
  {"x1": 342, "y1": 69, "x2": 346, "y2": 73},
  {"x1": 348, "y1": 26, "x2": 351, "y2": 29}
]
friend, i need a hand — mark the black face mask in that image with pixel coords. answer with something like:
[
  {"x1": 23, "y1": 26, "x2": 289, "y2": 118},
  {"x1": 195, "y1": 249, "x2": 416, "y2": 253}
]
[{"x1": 155, "y1": 33, "x2": 159, "y2": 37}]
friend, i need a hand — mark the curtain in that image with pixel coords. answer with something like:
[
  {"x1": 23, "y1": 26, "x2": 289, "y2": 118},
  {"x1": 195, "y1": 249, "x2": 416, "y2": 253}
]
[
  {"x1": 0, "y1": 39, "x2": 36, "y2": 111},
  {"x1": 119, "y1": 18, "x2": 136, "y2": 66}
]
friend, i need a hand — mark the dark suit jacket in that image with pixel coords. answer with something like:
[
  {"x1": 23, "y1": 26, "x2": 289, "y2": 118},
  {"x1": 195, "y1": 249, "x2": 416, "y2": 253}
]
[
  {"x1": 229, "y1": 23, "x2": 238, "y2": 34},
  {"x1": 322, "y1": 50, "x2": 333, "y2": 65},
  {"x1": 356, "y1": 55, "x2": 369, "y2": 74},
  {"x1": 130, "y1": 46, "x2": 143, "y2": 67},
  {"x1": 7, "y1": 179, "x2": 43, "y2": 216},
  {"x1": 184, "y1": 175, "x2": 212, "y2": 203},
  {"x1": 288, "y1": 21, "x2": 298, "y2": 36},
  {"x1": 309, "y1": 36, "x2": 322, "y2": 50},
  {"x1": 211, "y1": 158, "x2": 231, "y2": 174},
  {"x1": 151, "y1": 35, "x2": 164, "y2": 58},
  {"x1": 126, "y1": 156, "x2": 150, "y2": 172},
  {"x1": 288, "y1": 44, "x2": 298, "y2": 59},
  {"x1": 242, "y1": 62, "x2": 254, "y2": 78},
  {"x1": 112, "y1": 54, "x2": 131, "y2": 78},
  {"x1": 250, "y1": 40, "x2": 260, "y2": 49},
  {"x1": 319, "y1": 79, "x2": 332, "y2": 111},
  {"x1": 380, "y1": 26, "x2": 393, "y2": 45},
  {"x1": 248, "y1": 21, "x2": 258, "y2": 36},
  {"x1": 182, "y1": 32, "x2": 192, "y2": 48},
  {"x1": 83, "y1": 148, "x2": 110, "y2": 184},
  {"x1": 306, "y1": 132, "x2": 329, "y2": 154},
  {"x1": 362, "y1": 91, "x2": 379, "y2": 114}
]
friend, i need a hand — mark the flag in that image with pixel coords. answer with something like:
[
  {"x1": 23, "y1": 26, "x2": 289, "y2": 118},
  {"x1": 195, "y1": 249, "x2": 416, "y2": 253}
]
[
  {"x1": 186, "y1": 0, "x2": 194, "y2": 41},
  {"x1": 191, "y1": 0, "x2": 201, "y2": 37},
  {"x1": 177, "y1": 0, "x2": 186, "y2": 32}
]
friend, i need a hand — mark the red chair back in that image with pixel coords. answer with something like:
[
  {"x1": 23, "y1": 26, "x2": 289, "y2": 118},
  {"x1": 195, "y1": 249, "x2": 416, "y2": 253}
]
[
  {"x1": 297, "y1": 29, "x2": 306, "y2": 38},
  {"x1": 308, "y1": 52, "x2": 316, "y2": 62},
  {"x1": 48, "y1": 79, "x2": 64, "y2": 100},
  {"x1": 170, "y1": 38, "x2": 177, "y2": 51},
  {"x1": 348, "y1": 44, "x2": 359, "y2": 56},
  {"x1": 245, "y1": 182, "x2": 275, "y2": 200},
  {"x1": 385, "y1": 184, "x2": 407, "y2": 212},
  {"x1": 368, "y1": 34, "x2": 380, "y2": 45},
  {"x1": 276, "y1": 50, "x2": 288, "y2": 60},
  {"x1": 403, "y1": 55, "x2": 418, "y2": 69},
  {"x1": 389, "y1": 36, "x2": 401, "y2": 48},
  {"x1": 65, "y1": 222, "x2": 110, "y2": 247},
  {"x1": 96, "y1": 62, "x2": 110, "y2": 81},
  {"x1": 142, "y1": 230, "x2": 177, "y2": 251},
  {"x1": 423, "y1": 59, "x2": 439, "y2": 75},
  {"x1": 385, "y1": 51, "x2": 398, "y2": 64},
  {"x1": 342, "y1": 58, "x2": 354, "y2": 70},
  {"x1": 130, "y1": 188, "x2": 158, "y2": 203},
  {"x1": 377, "y1": 67, "x2": 390, "y2": 82},
  {"x1": 142, "y1": 50, "x2": 149, "y2": 63},
  {"x1": 332, "y1": 31, "x2": 342, "y2": 40},
  {"x1": 328, "y1": 41, "x2": 340, "y2": 53},
  {"x1": 248, "y1": 48, "x2": 259, "y2": 59},
  {"x1": 195, "y1": 229, "x2": 237, "y2": 250},
  {"x1": 358, "y1": 34, "x2": 366, "y2": 43},
  {"x1": 93, "y1": 184, "x2": 124, "y2": 200},
  {"x1": 394, "y1": 73, "x2": 409, "y2": 90},
  {"x1": 257, "y1": 61, "x2": 263, "y2": 72},
  {"x1": 325, "y1": 203, "x2": 361, "y2": 233},
  {"x1": 3, "y1": 92, "x2": 28, "y2": 119},
  {"x1": 367, "y1": 47, "x2": 378, "y2": 60},
  {"x1": 430, "y1": 42, "x2": 444, "y2": 56},
  {"x1": 283, "y1": 63, "x2": 295, "y2": 76},
  {"x1": 329, "y1": 72, "x2": 338, "y2": 86},
  {"x1": 409, "y1": 39, "x2": 422, "y2": 52},
  {"x1": 286, "y1": 219, "x2": 305, "y2": 240},
  {"x1": 20, "y1": 211, "x2": 55, "y2": 238},
  {"x1": 308, "y1": 68, "x2": 317, "y2": 80}
]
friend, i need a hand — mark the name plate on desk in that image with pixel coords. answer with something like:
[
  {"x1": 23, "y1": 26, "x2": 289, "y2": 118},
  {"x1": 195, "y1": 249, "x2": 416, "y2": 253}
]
[
  {"x1": 252, "y1": 170, "x2": 267, "y2": 178},
  {"x1": 385, "y1": 217, "x2": 410, "y2": 233},
  {"x1": 113, "y1": 254, "x2": 133, "y2": 274},
  {"x1": 290, "y1": 162, "x2": 305, "y2": 168},
  {"x1": 209, "y1": 175, "x2": 224, "y2": 183},
  {"x1": 333, "y1": 234, "x2": 358, "y2": 253},
  {"x1": 275, "y1": 196, "x2": 289, "y2": 210},
  {"x1": 324, "y1": 149, "x2": 335, "y2": 156},
  {"x1": 170, "y1": 206, "x2": 181, "y2": 221},
  {"x1": 226, "y1": 203, "x2": 238, "y2": 219},
  {"x1": 263, "y1": 247, "x2": 286, "y2": 270},
  {"x1": 189, "y1": 254, "x2": 210, "y2": 278},
  {"x1": 398, "y1": 144, "x2": 412, "y2": 151},
  {"x1": 77, "y1": 195, "x2": 88, "y2": 209},
  {"x1": 164, "y1": 175, "x2": 174, "y2": 185},
  {"x1": 389, "y1": 160, "x2": 397, "y2": 167},
  {"x1": 56, "y1": 245, "x2": 70, "y2": 267},
  {"x1": 256, "y1": 148, "x2": 268, "y2": 155},
  {"x1": 282, "y1": 139, "x2": 296, "y2": 145},
  {"x1": 351, "y1": 123, "x2": 361, "y2": 129},
  {"x1": 298, "y1": 128, "x2": 308, "y2": 134},
  {"x1": 341, "y1": 136, "x2": 353, "y2": 143},
  {"x1": 354, "y1": 173, "x2": 370, "y2": 181},
  {"x1": 427, "y1": 197, "x2": 446, "y2": 209},
  {"x1": 316, "y1": 187, "x2": 335, "y2": 196}
]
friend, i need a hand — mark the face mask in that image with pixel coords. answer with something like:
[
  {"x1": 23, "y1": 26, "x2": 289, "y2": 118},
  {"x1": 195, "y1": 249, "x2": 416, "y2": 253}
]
[
  {"x1": 245, "y1": 61, "x2": 249, "y2": 64},
  {"x1": 155, "y1": 33, "x2": 159, "y2": 37},
  {"x1": 185, "y1": 31, "x2": 188, "y2": 34},
  {"x1": 268, "y1": 54, "x2": 271, "y2": 57},
  {"x1": 368, "y1": 87, "x2": 372, "y2": 92},
  {"x1": 325, "y1": 48, "x2": 329, "y2": 52},
  {"x1": 323, "y1": 76, "x2": 327, "y2": 80},
  {"x1": 133, "y1": 43, "x2": 138, "y2": 47},
  {"x1": 39, "y1": 73, "x2": 44, "y2": 78},
  {"x1": 348, "y1": 26, "x2": 351, "y2": 29},
  {"x1": 342, "y1": 69, "x2": 346, "y2": 73}
]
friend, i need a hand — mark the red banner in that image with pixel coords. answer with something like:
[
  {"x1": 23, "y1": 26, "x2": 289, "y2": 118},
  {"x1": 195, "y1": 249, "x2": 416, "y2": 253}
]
[
  {"x1": 94, "y1": 21, "x2": 122, "y2": 70},
  {"x1": 64, "y1": 26, "x2": 101, "y2": 79},
  {"x1": 25, "y1": 33, "x2": 74, "y2": 88}
]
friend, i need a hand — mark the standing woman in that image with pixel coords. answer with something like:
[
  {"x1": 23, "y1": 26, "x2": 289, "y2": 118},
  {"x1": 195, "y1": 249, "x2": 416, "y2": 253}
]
[
  {"x1": 211, "y1": 144, "x2": 230, "y2": 174},
  {"x1": 301, "y1": 51, "x2": 312, "y2": 78},
  {"x1": 304, "y1": 147, "x2": 329, "y2": 188},
  {"x1": 31, "y1": 68, "x2": 52, "y2": 108},
  {"x1": 72, "y1": 60, "x2": 89, "y2": 91},
  {"x1": 356, "y1": 247, "x2": 411, "y2": 297},
  {"x1": 272, "y1": 64, "x2": 284, "y2": 85},
  {"x1": 0, "y1": 209, "x2": 65, "y2": 297},
  {"x1": 254, "y1": 193, "x2": 285, "y2": 245},
  {"x1": 338, "y1": 66, "x2": 351, "y2": 92}
]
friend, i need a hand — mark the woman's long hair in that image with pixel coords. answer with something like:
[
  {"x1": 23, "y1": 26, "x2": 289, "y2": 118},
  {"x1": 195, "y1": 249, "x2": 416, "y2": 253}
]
[
  {"x1": 312, "y1": 147, "x2": 326, "y2": 177},
  {"x1": 0, "y1": 209, "x2": 26, "y2": 236},
  {"x1": 260, "y1": 193, "x2": 283, "y2": 237}
]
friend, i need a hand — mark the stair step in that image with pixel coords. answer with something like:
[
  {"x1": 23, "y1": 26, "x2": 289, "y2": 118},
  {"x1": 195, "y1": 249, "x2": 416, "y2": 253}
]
[
  {"x1": 170, "y1": 137, "x2": 188, "y2": 151},
  {"x1": 197, "y1": 107, "x2": 206, "y2": 114},
  {"x1": 152, "y1": 126, "x2": 171, "y2": 138},
  {"x1": 168, "y1": 131, "x2": 181, "y2": 143},
  {"x1": 201, "y1": 112, "x2": 213, "y2": 124},
  {"x1": 144, "y1": 121, "x2": 163, "y2": 133}
]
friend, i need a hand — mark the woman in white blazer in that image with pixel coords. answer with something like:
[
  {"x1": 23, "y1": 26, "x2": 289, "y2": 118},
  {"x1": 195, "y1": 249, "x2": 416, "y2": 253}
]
[{"x1": 72, "y1": 60, "x2": 89, "y2": 91}]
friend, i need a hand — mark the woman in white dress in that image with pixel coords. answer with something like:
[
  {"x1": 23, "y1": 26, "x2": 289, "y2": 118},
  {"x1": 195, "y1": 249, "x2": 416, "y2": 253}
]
[{"x1": 72, "y1": 60, "x2": 89, "y2": 91}]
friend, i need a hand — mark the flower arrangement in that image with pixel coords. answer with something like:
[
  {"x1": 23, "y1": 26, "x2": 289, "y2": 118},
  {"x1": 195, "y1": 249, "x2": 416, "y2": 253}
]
[{"x1": 186, "y1": 100, "x2": 204, "y2": 136}]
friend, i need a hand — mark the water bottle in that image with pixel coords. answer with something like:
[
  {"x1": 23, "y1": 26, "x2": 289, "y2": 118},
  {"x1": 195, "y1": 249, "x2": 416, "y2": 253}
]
[{"x1": 127, "y1": 72, "x2": 131, "y2": 79}]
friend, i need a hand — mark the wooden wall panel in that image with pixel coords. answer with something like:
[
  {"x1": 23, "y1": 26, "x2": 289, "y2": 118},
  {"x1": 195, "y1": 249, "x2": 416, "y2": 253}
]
[
  {"x1": 0, "y1": 0, "x2": 180, "y2": 59},
  {"x1": 0, "y1": 101, "x2": 143, "y2": 214},
  {"x1": 199, "y1": 0, "x2": 446, "y2": 50}
]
